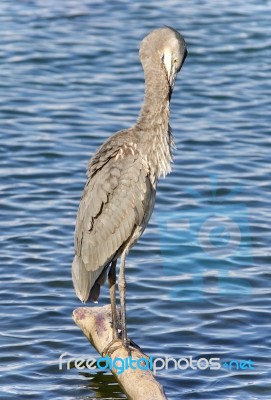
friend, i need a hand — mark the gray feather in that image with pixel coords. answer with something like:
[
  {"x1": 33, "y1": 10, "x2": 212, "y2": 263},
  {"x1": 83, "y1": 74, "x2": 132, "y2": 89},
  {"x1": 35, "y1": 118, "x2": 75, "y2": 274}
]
[{"x1": 72, "y1": 27, "x2": 187, "y2": 303}]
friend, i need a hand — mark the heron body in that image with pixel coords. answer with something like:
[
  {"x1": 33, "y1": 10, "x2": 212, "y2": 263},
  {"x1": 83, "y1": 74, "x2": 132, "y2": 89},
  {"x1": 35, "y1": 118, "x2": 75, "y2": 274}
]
[{"x1": 72, "y1": 27, "x2": 187, "y2": 351}]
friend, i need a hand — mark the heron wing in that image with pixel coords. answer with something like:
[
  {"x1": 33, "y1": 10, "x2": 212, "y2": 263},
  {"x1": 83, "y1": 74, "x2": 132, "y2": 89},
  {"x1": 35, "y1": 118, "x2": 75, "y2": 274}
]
[{"x1": 72, "y1": 142, "x2": 154, "y2": 302}]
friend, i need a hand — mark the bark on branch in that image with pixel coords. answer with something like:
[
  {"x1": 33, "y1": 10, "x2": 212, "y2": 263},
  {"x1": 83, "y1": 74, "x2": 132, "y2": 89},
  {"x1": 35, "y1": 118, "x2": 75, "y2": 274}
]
[{"x1": 72, "y1": 305, "x2": 167, "y2": 400}]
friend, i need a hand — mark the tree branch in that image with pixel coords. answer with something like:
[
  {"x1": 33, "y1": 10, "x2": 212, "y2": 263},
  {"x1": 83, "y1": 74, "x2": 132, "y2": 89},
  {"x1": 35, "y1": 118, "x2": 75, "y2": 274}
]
[{"x1": 72, "y1": 305, "x2": 167, "y2": 400}]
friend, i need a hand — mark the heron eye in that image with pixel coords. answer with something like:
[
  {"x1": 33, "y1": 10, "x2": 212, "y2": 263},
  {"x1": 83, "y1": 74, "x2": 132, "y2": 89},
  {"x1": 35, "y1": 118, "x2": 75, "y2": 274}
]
[{"x1": 173, "y1": 58, "x2": 178, "y2": 64}]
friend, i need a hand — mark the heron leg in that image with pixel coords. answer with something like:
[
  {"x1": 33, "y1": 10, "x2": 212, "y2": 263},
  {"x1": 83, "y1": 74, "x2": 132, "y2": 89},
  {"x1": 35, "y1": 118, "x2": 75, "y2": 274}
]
[
  {"x1": 108, "y1": 259, "x2": 118, "y2": 340},
  {"x1": 103, "y1": 250, "x2": 139, "y2": 357},
  {"x1": 119, "y1": 251, "x2": 128, "y2": 348}
]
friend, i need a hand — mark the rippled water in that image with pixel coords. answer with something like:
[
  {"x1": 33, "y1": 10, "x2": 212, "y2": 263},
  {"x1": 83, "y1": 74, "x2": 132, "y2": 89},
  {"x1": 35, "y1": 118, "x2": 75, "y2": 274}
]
[{"x1": 1, "y1": 1, "x2": 271, "y2": 399}]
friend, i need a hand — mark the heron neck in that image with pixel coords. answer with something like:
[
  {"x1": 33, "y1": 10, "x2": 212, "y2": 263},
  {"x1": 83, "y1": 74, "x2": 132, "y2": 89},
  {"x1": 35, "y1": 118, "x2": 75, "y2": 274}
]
[
  {"x1": 137, "y1": 64, "x2": 171, "y2": 128},
  {"x1": 136, "y1": 64, "x2": 173, "y2": 179}
]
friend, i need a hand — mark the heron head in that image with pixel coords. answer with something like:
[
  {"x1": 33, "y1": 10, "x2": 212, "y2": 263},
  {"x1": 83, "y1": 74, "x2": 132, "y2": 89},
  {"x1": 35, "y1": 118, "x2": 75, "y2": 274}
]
[{"x1": 139, "y1": 26, "x2": 188, "y2": 91}]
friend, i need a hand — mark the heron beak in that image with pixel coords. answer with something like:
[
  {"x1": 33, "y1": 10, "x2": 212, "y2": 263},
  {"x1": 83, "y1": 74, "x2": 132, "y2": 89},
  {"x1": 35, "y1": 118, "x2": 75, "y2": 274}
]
[
  {"x1": 168, "y1": 75, "x2": 176, "y2": 101},
  {"x1": 168, "y1": 47, "x2": 188, "y2": 101},
  {"x1": 169, "y1": 73, "x2": 177, "y2": 90},
  {"x1": 181, "y1": 47, "x2": 188, "y2": 68},
  {"x1": 170, "y1": 48, "x2": 187, "y2": 87}
]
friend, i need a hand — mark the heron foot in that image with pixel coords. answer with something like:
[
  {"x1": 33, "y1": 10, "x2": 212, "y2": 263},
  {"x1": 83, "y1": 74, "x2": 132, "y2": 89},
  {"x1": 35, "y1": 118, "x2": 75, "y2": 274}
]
[
  {"x1": 102, "y1": 338, "x2": 122, "y2": 357},
  {"x1": 102, "y1": 337, "x2": 141, "y2": 357}
]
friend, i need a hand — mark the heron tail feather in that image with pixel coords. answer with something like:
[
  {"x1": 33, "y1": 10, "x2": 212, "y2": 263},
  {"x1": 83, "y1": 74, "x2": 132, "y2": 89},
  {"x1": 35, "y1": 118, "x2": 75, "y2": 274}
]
[{"x1": 72, "y1": 255, "x2": 108, "y2": 303}]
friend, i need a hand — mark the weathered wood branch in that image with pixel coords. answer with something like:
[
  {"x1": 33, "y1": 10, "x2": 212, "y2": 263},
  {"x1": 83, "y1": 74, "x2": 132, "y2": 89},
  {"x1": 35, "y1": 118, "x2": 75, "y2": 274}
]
[{"x1": 72, "y1": 305, "x2": 167, "y2": 400}]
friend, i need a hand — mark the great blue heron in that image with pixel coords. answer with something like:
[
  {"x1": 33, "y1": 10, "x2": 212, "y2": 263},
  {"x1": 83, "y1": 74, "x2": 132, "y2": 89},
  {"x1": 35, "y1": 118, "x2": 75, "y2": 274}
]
[{"x1": 72, "y1": 27, "x2": 187, "y2": 353}]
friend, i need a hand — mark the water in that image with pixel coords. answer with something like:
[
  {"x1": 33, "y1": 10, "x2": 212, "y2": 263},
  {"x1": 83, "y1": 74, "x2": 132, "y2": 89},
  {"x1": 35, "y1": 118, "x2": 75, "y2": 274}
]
[{"x1": 1, "y1": 0, "x2": 271, "y2": 399}]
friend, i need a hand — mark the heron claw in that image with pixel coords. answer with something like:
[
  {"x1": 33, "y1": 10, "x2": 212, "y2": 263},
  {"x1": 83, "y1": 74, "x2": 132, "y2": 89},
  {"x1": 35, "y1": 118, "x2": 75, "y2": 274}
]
[
  {"x1": 102, "y1": 339, "x2": 122, "y2": 357},
  {"x1": 102, "y1": 338, "x2": 141, "y2": 357}
]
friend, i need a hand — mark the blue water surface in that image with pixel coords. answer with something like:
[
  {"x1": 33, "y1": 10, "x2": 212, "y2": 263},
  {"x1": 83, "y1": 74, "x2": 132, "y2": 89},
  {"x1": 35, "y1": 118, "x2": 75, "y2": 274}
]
[{"x1": 0, "y1": 0, "x2": 271, "y2": 399}]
